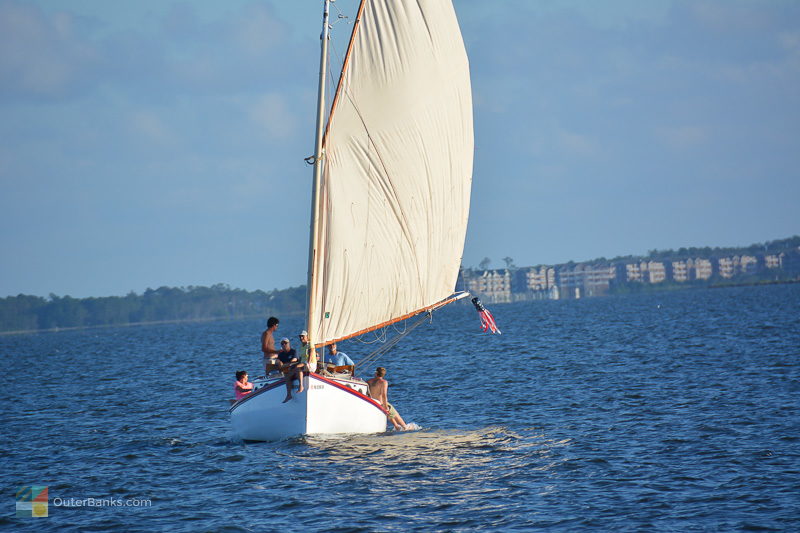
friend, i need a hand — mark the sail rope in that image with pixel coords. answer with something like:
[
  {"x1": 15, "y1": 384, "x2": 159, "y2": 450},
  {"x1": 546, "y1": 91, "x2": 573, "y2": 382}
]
[
  {"x1": 354, "y1": 311, "x2": 432, "y2": 371},
  {"x1": 353, "y1": 327, "x2": 390, "y2": 345},
  {"x1": 306, "y1": 5, "x2": 351, "y2": 167},
  {"x1": 352, "y1": 313, "x2": 417, "y2": 345},
  {"x1": 330, "y1": 1, "x2": 354, "y2": 26}
]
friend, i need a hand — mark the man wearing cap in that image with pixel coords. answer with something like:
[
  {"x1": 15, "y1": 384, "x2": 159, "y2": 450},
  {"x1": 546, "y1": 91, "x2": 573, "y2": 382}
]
[
  {"x1": 298, "y1": 330, "x2": 318, "y2": 373},
  {"x1": 278, "y1": 337, "x2": 308, "y2": 403},
  {"x1": 277, "y1": 338, "x2": 297, "y2": 365}
]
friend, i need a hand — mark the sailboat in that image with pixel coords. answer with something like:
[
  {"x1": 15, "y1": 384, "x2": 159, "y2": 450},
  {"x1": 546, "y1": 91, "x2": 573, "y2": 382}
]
[{"x1": 230, "y1": 0, "x2": 477, "y2": 441}]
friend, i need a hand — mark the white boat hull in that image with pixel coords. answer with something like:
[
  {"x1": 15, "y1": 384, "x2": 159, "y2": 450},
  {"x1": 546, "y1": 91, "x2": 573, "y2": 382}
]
[{"x1": 229, "y1": 373, "x2": 388, "y2": 441}]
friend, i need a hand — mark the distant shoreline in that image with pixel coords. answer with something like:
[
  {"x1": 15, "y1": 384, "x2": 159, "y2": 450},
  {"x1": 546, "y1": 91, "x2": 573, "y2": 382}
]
[
  {"x1": 709, "y1": 278, "x2": 800, "y2": 289},
  {"x1": 0, "y1": 284, "x2": 307, "y2": 335},
  {"x1": 4, "y1": 281, "x2": 797, "y2": 335},
  {"x1": 0, "y1": 311, "x2": 305, "y2": 337}
]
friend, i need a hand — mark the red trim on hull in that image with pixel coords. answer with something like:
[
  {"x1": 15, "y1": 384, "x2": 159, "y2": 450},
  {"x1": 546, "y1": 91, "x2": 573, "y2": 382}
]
[
  {"x1": 228, "y1": 374, "x2": 387, "y2": 416},
  {"x1": 229, "y1": 378, "x2": 285, "y2": 413}
]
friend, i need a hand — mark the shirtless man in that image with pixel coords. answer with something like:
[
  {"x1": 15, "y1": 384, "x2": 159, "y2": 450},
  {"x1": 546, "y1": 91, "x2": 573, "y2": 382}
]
[
  {"x1": 367, "y1": 367, "x2": 407, "y2": 430},
  {"x1": 261, "y1": 317, "x2": 281, "y2": 375}
]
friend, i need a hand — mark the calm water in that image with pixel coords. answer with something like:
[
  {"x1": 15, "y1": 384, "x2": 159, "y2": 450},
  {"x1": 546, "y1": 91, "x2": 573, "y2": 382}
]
[{"x1": 2, "y1": 285, "x2": 799, "y2": 531}]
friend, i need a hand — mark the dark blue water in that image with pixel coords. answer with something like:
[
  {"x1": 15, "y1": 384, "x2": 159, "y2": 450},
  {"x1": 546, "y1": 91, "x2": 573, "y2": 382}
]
[{"x1": 2, "y1": 285, "x2": 799, "y2": 531}]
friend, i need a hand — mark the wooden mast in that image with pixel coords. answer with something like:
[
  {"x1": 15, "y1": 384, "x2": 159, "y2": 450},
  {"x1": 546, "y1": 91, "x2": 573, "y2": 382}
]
[
  {"x1": 305, "y1": 0, "x2": 332, "y2": 354},
  {"x1": 306, "y1": 0, "x2": 367, "y2": 356}
]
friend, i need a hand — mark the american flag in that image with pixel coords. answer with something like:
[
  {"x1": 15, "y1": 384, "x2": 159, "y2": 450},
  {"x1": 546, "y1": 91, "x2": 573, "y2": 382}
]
[{"x1": 471, "y1": 297, "x2": 501, "y2": 334}]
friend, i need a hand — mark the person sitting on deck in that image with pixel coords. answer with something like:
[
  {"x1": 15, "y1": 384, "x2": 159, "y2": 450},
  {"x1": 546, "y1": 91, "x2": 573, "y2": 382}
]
[
  {"x1": 326, "y1": 343, "x2": 354, "y2": 368},
  {"x1": 367, "y1": 367, "x2": 407, "y2": 430},
  {"x1": 298, "y1": 330, "x2": 318, "y2": 374},
  {"x1": 280, "y1": 338, "x2": 307, "y2": 404},
  {"x1": 234, "y1": 370, "x2": 254, "y2": 402},
  {"x1": 278, "y1": 338, "x2": 297, "y2": 365}
]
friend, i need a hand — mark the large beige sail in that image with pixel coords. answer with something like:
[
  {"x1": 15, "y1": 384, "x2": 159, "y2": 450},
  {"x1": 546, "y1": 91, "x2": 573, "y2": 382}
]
[{"x1": 310, "y1": 0, "x2": 473, "y2": 345}]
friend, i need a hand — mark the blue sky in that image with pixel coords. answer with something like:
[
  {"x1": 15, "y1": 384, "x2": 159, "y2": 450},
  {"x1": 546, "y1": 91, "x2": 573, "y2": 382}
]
[{"x1": 1, "y1": 0, "x2": 798, "y2": 298}]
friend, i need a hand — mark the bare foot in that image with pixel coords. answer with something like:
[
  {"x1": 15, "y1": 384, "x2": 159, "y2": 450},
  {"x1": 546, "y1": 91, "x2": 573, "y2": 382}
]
[
  {"x1": 282, "y1": 395, "x2": 292, "y2": 403},
  {"x1": 297, "y1": 384, "x2": 305, "y2": 394}
]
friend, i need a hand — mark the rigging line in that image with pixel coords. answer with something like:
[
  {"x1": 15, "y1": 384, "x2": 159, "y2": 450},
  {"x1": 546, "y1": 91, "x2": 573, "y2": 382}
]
[
  {"x1": 354, "y1": 328, "x2": 387, "y2": 344},
  {"x1": 323, "y1": 0, "x2": 367, "y2": 147},
  {"x1": 306, "y1": 17, "x2": 345, "y2": 166},
  {"x1": 326, "y1": 13, "x2": 350, "y2": 99},
  {"x1": 353, "y1": 315, "x2": 410, "y2": 345},
  {"x1": 355, "y1": 312, "x2": 432, "y2": 369},
  {"x1": 318, "y1": 292, "x2": 468, "y2": 347},
  {"x1": 325, "y1": 53, "x2": 337, "y2": 115},
  {"x1": 393, "y1": 320, "x2": 410, "y2": 334},
  {"x1": 330, "y1": 0, "x2": 353, "y2": 26},
  {"x1": 322, "y1": 31, "x2": 346, "y2": 137},
  {"x1": 358, "y1": 314, "x2": 431, "y2": 367}
]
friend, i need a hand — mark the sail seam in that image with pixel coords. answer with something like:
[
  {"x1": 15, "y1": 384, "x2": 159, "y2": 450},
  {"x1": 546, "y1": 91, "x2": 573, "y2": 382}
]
[{"x1": 344, "y1": 91, "x2": 425, "y2": 305}]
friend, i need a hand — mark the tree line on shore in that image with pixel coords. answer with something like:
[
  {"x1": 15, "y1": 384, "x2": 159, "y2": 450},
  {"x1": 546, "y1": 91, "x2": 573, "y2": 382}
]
[
  {"x1": 4, "y1": 236, "x2": 798, "y2": 333},
  {"x1": 470, "y1": 236, "x2": 800, "y2": 271},
  {"x1": 613, "y1": 235, "x2": 800, "y2": 264},
  {"x1": 0, "y1": 284, "x2": 306, "y2": 333}
]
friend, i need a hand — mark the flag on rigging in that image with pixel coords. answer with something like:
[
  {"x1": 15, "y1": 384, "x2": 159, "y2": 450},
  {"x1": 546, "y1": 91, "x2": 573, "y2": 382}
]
[{"x1": 471, "y1": 297, "x2": 501, "y2": 334}]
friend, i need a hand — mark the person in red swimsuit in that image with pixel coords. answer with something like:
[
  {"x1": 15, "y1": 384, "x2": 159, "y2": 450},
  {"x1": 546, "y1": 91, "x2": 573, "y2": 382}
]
[{"x1": 234, "y1": 370, "x2": 253, "y2": 401}]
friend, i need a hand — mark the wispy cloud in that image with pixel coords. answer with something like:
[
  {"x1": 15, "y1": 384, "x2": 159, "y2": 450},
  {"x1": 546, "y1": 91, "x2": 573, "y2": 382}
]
[
  {"x1": 0, "y1": 1, "x2": 99, "y2": 99},
  {"x1": 656, "y1": 125, "x2": 708, "y2": 150},
  {"x1": 557, "y1": 129, "x2": 599, "y2": 158},
  {"x1": 130, "y1": 110, "x2": 179, "y2": 148},
  {"x1": 249, "y1": 93, "x2": 297, "y2": 141}
]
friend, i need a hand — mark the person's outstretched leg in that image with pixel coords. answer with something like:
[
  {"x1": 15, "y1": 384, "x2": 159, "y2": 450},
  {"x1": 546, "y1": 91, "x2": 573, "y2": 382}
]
[
  {"x1": 282, "y1": 374, "x2": 293, "y2": 403},
  {"x1": 391, "y1": 410, "x2": 407, "y2": 430},
  {"x1": 295, "y1": 364, "x2": 306, "y2": 394}
]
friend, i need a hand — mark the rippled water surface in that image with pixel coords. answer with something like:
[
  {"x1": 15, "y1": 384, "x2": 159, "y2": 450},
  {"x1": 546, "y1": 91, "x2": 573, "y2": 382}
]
[{"x1": 2, "y1": 285, "x2": 799, "y2": 531}]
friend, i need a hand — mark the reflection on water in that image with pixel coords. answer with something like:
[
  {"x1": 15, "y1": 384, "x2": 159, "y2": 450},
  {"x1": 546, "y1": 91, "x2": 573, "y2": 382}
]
[
  {"x1": 283, "y1": 427, "x2": 569, "y2": 497},
  {"x1": 303, "y1": 426, "x2": 570, "y2": 465},
  {"x1": 238, "y1": 426, "x2": 576, "y2": 530}
]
